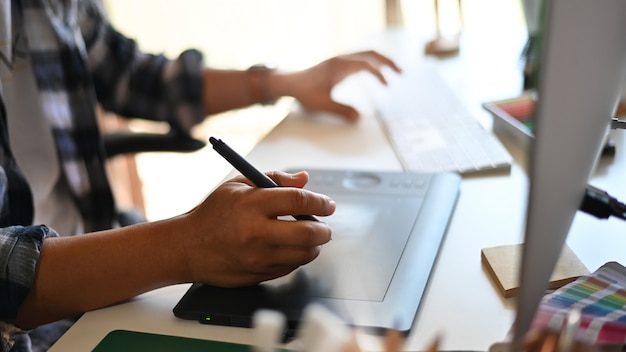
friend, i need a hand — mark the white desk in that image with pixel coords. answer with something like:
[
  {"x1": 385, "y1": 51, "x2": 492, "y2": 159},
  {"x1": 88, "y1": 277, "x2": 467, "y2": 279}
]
[{"x1": 49, "y1": 29, "x2": 626, "y2": 351}]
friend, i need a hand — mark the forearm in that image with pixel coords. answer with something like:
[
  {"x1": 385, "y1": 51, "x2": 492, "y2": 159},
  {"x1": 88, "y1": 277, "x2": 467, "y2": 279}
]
[
  {"x1": 202, "y1": 69, "x2": 301, "y2": 115},
  {"x1": 15, "y1": 217, "x2": 187, "y2": 328},
  {"x1": 12, "y1": 172, "x2": 336, "y2": 329}
]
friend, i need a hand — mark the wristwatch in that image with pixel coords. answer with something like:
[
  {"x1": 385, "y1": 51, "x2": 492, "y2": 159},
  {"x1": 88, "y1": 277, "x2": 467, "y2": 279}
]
[{"x1": 247, "y1": 64, "x2": 276, "y2": 105}]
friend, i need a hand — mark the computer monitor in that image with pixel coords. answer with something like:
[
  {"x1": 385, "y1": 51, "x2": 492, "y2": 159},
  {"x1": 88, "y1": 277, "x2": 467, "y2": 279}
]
[
  {"x1": 521, "y1": 0, "x2": 540, "y2": 37},
  {"x1": 513, "y1": 0, "x2": 626, "y2": 349}
]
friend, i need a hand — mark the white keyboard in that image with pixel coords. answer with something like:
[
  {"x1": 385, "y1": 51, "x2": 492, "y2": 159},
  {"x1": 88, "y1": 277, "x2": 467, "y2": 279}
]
[{"x1": 372, "y1": 62, "x2": 512, "y2": 175}]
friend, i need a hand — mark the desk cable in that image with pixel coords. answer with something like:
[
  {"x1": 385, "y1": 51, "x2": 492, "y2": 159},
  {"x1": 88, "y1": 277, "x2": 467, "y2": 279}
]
[
  {"x1": 580, "y1": 184, "x2": 626, "y2": 220},
  {"x1": 578, "y1": 118, "x2": 626, "y2": 220},
  {"x1": 612, "y1": 117, "x2": 626, "y2": 130}
]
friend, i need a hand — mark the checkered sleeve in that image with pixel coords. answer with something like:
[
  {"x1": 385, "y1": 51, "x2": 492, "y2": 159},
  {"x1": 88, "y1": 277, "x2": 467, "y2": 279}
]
[
  {"x1": 79, "y1": 0, "x2": 206, "y2": 133},
  {"x1": 0, "y1": 225, "x2": 59, "y2": 351}
]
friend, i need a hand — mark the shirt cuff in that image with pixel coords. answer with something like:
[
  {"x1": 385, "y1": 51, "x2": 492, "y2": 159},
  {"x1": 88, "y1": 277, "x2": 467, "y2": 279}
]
[
  {"x1": 164, "y1": 49, "x2": 206, "y2": 132},
  {"x1": 0, "y1": 225, "x2": 59, "y2": 322}
]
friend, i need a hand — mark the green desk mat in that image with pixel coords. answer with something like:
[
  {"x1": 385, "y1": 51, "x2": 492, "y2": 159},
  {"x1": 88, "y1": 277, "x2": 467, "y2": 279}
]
[{"x1": 93, "y1": 329, "x2": 292, "y2": 351}]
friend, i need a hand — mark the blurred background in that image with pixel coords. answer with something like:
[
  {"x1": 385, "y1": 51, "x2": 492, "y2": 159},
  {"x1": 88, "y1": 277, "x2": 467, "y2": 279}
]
[{"x1": 101, "y1": 0, "x2": 526, "y2": 222}]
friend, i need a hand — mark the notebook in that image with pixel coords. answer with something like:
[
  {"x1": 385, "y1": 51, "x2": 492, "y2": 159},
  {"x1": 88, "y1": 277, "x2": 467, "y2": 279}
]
[
  {"x1": 481, "y1": 243, "x2": 589, "y2": 298},
  {"x1": 173, "y1": 168, "x2": 460, "y2": 338},
  {"x1": 92, "y1": 330, "x2": 292, "y2": 352},
  {"x1": 371, "y1": 60, "x2": 513, "y2": 175}
]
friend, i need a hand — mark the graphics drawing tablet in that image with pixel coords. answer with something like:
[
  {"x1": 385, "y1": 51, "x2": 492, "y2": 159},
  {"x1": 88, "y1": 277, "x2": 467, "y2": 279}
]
[{"x1": 173, "y1": 169, "x2": 460, "y2": 337}]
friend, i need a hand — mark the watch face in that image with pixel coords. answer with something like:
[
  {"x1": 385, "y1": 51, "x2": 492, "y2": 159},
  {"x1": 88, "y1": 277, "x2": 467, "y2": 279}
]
[{"x1": 247, "y1": 65, "x2": 276, "y2": 105}]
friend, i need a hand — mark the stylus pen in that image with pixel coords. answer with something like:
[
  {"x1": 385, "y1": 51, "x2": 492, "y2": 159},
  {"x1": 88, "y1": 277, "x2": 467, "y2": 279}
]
[{"x1": 209, "y1": 137, "x2": 319, "y2": 222}]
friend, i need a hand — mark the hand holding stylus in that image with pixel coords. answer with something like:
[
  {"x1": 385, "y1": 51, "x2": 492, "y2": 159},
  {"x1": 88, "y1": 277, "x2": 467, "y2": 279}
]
[{"x1": 209, "y1": 136, "x2": 319, "y2": 221}]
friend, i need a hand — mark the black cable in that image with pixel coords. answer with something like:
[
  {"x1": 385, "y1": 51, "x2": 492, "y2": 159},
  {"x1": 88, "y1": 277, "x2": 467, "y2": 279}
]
[
  {"x1": 581, "y1": 118, "x2": 626, "y2": 220},
  {"x1": 579, "y1": 185, "x2": 626, "y2": 220}
]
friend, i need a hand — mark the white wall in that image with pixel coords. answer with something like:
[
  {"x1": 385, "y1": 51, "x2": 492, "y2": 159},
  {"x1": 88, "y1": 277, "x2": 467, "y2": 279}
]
[{"x1": 104, "y1": 0, "x2": 391, "y2": 70}]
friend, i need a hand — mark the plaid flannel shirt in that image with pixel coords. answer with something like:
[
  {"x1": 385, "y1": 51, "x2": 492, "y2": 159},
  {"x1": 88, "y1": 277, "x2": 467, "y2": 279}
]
[
  {"x1": 0, "y1": 0, "x2": 206, "y2": 349},
  {"x1": 22, "y1": 0, "x2": 205, "y2": 232}
]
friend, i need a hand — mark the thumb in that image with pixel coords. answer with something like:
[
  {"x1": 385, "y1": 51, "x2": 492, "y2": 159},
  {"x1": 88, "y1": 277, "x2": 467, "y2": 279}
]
[
  {"x1": 324, "y1": 102, "x2": 360, "y2": 123},
  {"x1": 266, "y1": 170, "x2": 309, "y2": 188}
]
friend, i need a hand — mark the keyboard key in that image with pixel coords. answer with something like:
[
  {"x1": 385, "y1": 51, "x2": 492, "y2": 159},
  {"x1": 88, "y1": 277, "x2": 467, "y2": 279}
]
[{"x1": 372, "y1": 62, "x2": 512, "y2": 175}]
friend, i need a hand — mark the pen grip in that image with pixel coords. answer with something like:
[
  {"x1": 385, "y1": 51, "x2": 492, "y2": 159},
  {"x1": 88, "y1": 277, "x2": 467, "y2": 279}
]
[
  {"x1": 209, "y1": 137, "x2": 319, "y2": 222},
  {"x1": 210, "y1": 137, "x2": 277, "y2": 187},
  {"x1": 229, "y1": 157, "x2": 278, "y2": 189},
  {"x1": 293, "y1": 214, "x2": 319, "y2": 221}
]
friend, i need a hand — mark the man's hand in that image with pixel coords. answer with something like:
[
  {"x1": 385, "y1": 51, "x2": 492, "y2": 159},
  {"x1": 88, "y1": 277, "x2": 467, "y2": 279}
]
[
  {"x1": 279, "y1": 51, "x2": 401, "y2": 122},
  {"x1": 180, "y1": 171, "x2": 336, "y2": 287}
]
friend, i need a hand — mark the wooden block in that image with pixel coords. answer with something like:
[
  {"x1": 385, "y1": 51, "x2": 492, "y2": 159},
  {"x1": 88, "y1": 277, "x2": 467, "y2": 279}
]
[{"x1": 481, "y1": 243, "x2": 590, "y2": 298}]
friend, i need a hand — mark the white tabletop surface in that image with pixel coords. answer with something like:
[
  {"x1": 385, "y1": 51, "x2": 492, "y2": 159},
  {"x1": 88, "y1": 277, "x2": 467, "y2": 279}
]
[{"x1": 49, "y1": 28, "x2": 626, "y2": 351}]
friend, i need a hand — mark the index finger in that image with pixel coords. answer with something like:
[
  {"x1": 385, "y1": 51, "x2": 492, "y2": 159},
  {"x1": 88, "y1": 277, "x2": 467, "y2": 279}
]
[
  {"x1": 264, "y1": 217, "x2": 333, "y2": 248},
  {"x1": 351, "y1": 59, "x2": 400, "y2": 86},
  {"x1": 350, "y1": 50, "x2": 402, "y2": 73},
  {"x1": 261, "y1": 187, "x2": 336, "y2": 220},
  {"x1": 365, "y1": 50, "x2": 402, "y2": 73}
]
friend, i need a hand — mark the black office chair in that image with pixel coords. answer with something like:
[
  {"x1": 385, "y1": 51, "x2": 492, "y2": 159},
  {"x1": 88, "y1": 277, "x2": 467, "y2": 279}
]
[
  {"x1": 103, "y1": 129, "x2": 206, "y2": 226},
  {"x1": 102, "y1": 129, "x2": 206, "y2": 158}
]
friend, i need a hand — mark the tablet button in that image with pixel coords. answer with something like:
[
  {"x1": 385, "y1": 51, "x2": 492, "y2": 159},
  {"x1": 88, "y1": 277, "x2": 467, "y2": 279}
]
[{"x1": 342, "y1": 172, "x2": 382, "y2": 189}]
